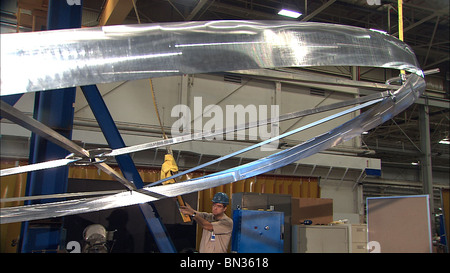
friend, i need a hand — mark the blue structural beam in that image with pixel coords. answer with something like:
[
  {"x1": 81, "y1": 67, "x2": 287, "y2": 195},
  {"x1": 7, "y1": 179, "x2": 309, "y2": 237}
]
[
  {"x1": 80, "y1": 85, "x2": 177, "y2": 253},
  {"x1": 1, "y1": 94, "x2": 23, "y2": 106},
  {"x1": 80, "y1": 85, "x2": 143, "y2": 188},
  {"x1": 0, "y1": 94, "x2": 23, "y2": 119},
  {"x1": 20, "y1": 0, "x2": 82, "y2": 253}
]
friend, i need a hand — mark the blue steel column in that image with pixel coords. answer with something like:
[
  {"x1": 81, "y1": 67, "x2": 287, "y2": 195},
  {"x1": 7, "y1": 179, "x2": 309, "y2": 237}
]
[
  {"x1": 20, "y1": 0, "x2": 82, "y2": 253},
  {"x1": 81, "y1": 85, "x2": 177, "y2": 253}
]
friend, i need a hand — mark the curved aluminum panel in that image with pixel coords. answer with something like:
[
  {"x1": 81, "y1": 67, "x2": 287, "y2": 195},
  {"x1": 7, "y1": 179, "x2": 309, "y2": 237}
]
[
  {"x1": 147, "y1": 98, "x2": 383, "y2": 187},
  {"x1": 0, "y1": 75, "x2": 425, "y2": 224},
  {"x1": 144, "y1": 74, "x2": 425, "y2": 196},
  {"x1": 0, "y1": 21, "x2": 425, "y2": 224},
  {"x1": 1, "y1": 21, "x2": 420, "y2": 96},
  {"x1": 0, "y1": 91, "x2": 390, "y2": 177}
]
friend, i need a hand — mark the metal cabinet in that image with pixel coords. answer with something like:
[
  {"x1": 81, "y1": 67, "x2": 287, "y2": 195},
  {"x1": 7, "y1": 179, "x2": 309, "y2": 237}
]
[
  {"x1": 231, "y1": 192, "x2": 291, "y2": 252},
  {"x1": 292, "y1": 225, "x2": 350, "y2": 253},
  {"x1": 231, "y1": 210, "x2": 284, "y2": 253},
  {"x1": 350, "y1": 224, "x2": 367, "y2": 253}
]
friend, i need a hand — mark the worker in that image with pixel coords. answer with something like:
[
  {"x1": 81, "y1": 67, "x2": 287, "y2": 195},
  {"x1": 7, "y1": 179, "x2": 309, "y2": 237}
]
[{"x1": 179, "y1": 192, "x2": 233, "y2": 253}]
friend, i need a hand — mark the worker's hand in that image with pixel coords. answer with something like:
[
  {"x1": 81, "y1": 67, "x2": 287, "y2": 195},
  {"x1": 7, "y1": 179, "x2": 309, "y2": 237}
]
[{"x1": 179, "y1": 202, "x2": 195, "y2": 216}]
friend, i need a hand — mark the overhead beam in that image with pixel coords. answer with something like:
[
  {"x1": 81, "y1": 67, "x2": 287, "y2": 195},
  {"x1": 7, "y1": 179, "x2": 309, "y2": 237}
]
[
  {"x1": 98, "y1": 0, "x2": 134, "y2": 26},
  {"x1": 423, "y1": 56, "x2": 450, "y2": 69},
  {"x1": 229, "y1": 69, "x2": 397, "y2": 91},
  {"x1": 208, "y1": 2, "x2": 279, "y2": 20},
  {"x1": 186, "y1": 0, "x2": 208, "y2": 21},
  {"x1": 301, "y1": 0, "x2": 336, "y2": 22},
  {"x1": 392, "y1": 12, "x2": 440, "y2": 36},
  {"x1": 424, "y1": 16, "x2": 440, "y2": 66},
  {"x1": 167, "y1": 0, "x2": 185, "y2": 20}
]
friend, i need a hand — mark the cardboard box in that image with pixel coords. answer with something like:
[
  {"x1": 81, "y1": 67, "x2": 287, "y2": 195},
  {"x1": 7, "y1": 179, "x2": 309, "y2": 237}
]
[{"x1": 291, "y1": 197, "x2": 333, "y2": 225}]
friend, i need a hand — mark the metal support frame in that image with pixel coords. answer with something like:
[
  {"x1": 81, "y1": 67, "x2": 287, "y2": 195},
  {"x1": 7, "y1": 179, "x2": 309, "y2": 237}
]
[
  {"x1": 419, "y1": 101, "x2": 434, "y2": 227},
  {"x1": 80, "y1": 85, "x2": 176, "y2": 253},
  {"x1": 301, "y1": 0, "x2": 336, "y2": 22},
  {"x1": 0, "y1": 101, "x2": 139, "y2": 187},
  {"x1": 98, "y1": 0, "x2": 134, "y2": 26},
  {"x1": 20, "y1": 0, "x2": 82, "y2": 253}
]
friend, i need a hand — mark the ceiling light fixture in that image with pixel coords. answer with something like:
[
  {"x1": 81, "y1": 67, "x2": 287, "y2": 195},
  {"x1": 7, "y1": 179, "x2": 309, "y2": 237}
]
[
  {"x1": 278, "y1": 9, "x2": 302, "y2": 19},
  {"x1": 369, "y1": 28, "x2": 388, "y2": 35}
]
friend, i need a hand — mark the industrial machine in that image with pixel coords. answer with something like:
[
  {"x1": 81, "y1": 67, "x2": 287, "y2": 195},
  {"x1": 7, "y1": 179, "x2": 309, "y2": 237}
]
[
  {"x1": 231, "y1": 192, "x2": 291, "y2": 252},
  {"x1": 82, "y1": 224, "x2": 115, "y2": 253},
  {"x1": 231, "y1": 209, "x2": 284, "y2": 253}
]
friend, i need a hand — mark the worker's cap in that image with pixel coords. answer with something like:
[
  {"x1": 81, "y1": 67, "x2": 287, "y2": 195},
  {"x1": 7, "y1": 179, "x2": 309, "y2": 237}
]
[{"x1": 212, "y1": 192, "x2": 229, "y2": 205}]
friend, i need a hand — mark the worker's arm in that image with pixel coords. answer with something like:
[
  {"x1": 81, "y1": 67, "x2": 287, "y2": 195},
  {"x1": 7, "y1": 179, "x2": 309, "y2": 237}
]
[{"x1": 179, "y1": 203, "x2": 213, "y2": 231}]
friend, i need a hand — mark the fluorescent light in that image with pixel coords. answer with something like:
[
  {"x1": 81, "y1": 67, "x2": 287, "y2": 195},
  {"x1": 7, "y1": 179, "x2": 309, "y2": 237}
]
[
  {"x1": 278, "y1": 9, "x2": 302, "y2": 19},
  {"x1": 370, "y1": 28, "x2": 388, "y2": 35},
  {"x1": 439, "y1": 138, "x2": 450, "y2": 145},
  {"x1": 411, "y1": 162, "x2": 419, "y2": 166}
]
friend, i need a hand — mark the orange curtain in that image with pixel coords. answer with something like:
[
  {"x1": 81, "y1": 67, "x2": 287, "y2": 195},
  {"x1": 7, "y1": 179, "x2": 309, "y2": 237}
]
[
  {"x1": 1, "y1": 160, "x2": 28, "y2": 253},
  {"x1": 1, "y1": 162, "x2": 320, "y2": 252},
  {"x1": 198, "y1": 175, "x2": 320, "y2": 217},
  {"x1": 196, "y1": 175, "x2": 320, "y2": 250}
]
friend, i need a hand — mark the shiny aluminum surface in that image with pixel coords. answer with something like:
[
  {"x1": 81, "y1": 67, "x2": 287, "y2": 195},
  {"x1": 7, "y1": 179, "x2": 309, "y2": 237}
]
[
  {"x1": 144, "y1": 74, "x2": 425, "y2": 196},
  {"x1": 147, "y1": 98, "x2": 383, "y2": 187},
  {"x1": 0, "y1": 91, "x2": 387, "y2": 177},
  {"x1": 1, "y1": 21, "x2": 420, "y2": 96},
  {"x1": 0, "y1": 21, "x2": 425, "y2": 224},
  {"x1": 0, "y1": 101, "x2": 137, "y2": 190}
]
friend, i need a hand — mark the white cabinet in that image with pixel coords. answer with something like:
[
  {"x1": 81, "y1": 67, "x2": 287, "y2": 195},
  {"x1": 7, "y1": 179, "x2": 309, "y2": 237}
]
[
  {"x1": 292, "y1": 225, "x2": 349, "y2": 253},
  {"x1": 292, "y1": 224, "x2": 368, "y2": 253},
  {"x1": 349, "y1": 224, "x2": 367, "y2": 253}
]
